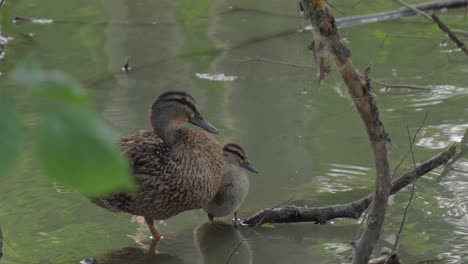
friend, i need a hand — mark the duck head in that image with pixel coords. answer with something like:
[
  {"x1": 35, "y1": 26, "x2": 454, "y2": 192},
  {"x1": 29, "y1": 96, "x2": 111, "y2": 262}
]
[
  {"x1": 223, "y1": 143, "x2": 258, "y2": 173},
  {"x1": 150, "y1": 91, "x2": 218, "y2": 145}
]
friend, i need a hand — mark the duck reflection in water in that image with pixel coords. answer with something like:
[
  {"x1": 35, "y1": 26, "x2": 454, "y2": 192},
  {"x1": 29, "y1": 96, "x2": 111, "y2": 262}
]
[
  {"x1": 97, "y1": 245, "x2": 183, "y2": 264},
  {"x1": 194, "y1": 222, "x2": 252, "y2": 264}
]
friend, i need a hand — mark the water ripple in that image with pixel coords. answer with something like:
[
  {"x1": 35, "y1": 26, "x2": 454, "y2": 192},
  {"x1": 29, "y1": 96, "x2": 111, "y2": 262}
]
[
  {"x1": 417, "y1": 124, "x2": 468, "y2": 149},
  {"x1": 408, "y1": 85, "x2": 468, "y2": 108},
  {"x1": 317, "y1": 163, "x2": 372, "y2": 193}
]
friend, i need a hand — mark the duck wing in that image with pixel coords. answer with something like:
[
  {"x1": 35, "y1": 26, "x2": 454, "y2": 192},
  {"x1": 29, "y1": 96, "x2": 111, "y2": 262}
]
[{"x1": 120, "y1": 130, "x2": 170, "y2": 183}]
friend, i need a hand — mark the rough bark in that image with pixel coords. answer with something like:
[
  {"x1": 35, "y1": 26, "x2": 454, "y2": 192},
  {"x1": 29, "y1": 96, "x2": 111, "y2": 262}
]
[
  {"x1": 242, "y1": 145, "x2": 456, "y2": 226},
  {"x1": 300, "y1": 2, "x2": 393, "y2": 263}
]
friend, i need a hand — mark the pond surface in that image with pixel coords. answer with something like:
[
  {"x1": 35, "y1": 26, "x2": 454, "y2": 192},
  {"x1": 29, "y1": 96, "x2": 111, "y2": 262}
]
[{"x1": 1, "y1": 0, "x2": 467, "y2": 263}]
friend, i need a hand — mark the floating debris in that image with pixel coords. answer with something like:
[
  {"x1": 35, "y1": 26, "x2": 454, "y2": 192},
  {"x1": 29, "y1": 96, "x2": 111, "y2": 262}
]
[
  {"x1": 121, "y1": 56, "x2": 131, "y2": 73},
  {"x1": 80, "y1": 258, "x2": 97, "y2": 264},
  {"x1": 303, "y1": 25, "x2": 313, "y2": 31},
  {"x1": 13, "y1": 16, "x2": 53, "y2": 25},
  {"x1": 195, "y1": 73, "x2": 238, "y2": 82},
  {"x1": 440, "y1": 48, "x2": 462, "y2": 53},
  {"x1": 0, "y1": 35, "x2": 13, "y2": 45}
]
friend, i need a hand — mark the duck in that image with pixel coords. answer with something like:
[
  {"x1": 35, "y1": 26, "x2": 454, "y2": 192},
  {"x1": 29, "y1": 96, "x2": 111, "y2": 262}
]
[
  {"x1": 93, "y1": 90, "x2": 224, "y2": 240},
  {"x1": 203, "y1": 143, "x2": 257, "y2": 227}
]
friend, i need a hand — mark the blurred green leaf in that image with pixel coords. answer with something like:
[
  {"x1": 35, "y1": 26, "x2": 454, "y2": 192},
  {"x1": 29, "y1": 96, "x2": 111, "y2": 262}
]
[
  {"x1": 36, "y1": 103, "x2": 135, "y2": 196},
  {"x1": 11, "y1": 62, "x2": 134, "y2": 195},
  {"x1": 0, "y1": 98, "x2": 23, "y2": 177},
  {"x1": 12, "y1": 62, "x2": 87, "y2": 104},
  {"x1": 34, "y1": 80, "x2": 88, "y2": 104}
]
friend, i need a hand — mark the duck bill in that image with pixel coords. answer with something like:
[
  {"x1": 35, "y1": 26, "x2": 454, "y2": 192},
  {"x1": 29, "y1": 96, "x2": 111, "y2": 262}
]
[
  {"x1": 189, "y1": 115, "x2": 219, "y2": 134},
  {"x1": 241, "y1": 159, "x2": 258, "y2": 173}
]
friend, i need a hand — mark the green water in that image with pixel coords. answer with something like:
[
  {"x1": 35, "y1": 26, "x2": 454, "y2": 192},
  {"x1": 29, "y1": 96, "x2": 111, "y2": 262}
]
[{"x1": 1, "y1": 0, "x2": 467, "y2": 263}]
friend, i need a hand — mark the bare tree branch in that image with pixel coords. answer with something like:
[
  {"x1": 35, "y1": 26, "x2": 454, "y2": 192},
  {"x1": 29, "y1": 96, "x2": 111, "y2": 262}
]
[
  {"x1": 241, "y1": 145, "x2": 455, "y2": 227},
  {"x1": 431, "y1": 14, "x2": 468, "y2": 56},
  {"x1": 367, "y1": 78, "x2": 431, "y2": 91},
  {"x1": 237, "y1": 57, "x2": 316, "y2": 69},
  {"x1": 392, "y1": 0, "x2": 433, "y2": 20},
  {"x1": 238, "y1": 57, "x2": 432, "y2": 91},
  {"x1": 392, "y1": 0, "x2": 468, "y2": 56},
  {"x1": 391, "y1": 112, "x2": 428, "y2": 181},
  {"x1": 391, "y1": 126, "x2": 420, "y2": 255},
  {"x1": 299, "y1": 2, "x2": 393, "y2": 261}
]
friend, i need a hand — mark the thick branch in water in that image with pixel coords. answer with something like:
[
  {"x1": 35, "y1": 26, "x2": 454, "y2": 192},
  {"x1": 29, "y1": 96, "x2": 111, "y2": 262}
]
[{"x1": 242, "y1": 145, "x2": 455, "y2": 225}]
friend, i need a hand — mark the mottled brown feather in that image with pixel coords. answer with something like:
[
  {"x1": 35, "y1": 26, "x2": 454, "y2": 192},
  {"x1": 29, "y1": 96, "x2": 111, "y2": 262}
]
[{"x1": 93, "y1": 128, "x2": 224, "y2": 220}]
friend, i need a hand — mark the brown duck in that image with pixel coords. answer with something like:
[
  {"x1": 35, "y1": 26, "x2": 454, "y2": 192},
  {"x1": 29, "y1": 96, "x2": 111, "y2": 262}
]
[{"x1": 93, "y1": 91, "x2": 224, "y2": 240}]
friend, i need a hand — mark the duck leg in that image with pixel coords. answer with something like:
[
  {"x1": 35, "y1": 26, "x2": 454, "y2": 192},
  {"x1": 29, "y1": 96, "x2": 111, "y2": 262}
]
[
  {"x1": 148, "y1": 239, "x2": 159, "y2": 256},
  {"x1": 207, "y1": 213, "x2": 215, "y2": 224},
  {"x1": 144, "y1": 217, "x2": 162, "y2": 240},
  {"x1": 233, "y1": 211, "x2": 239, "y2": 228}
]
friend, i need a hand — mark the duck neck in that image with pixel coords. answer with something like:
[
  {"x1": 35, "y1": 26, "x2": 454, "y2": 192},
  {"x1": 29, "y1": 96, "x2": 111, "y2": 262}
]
[{"x1": 151, "y1": 111, "x2": 181, "y2": 147}]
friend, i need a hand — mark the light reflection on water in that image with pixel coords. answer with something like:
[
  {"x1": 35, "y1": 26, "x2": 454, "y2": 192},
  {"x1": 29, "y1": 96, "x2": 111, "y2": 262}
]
[
  {"x1": 318, "y1": 163, "x2": 372, "y2": 193},
  {"x1": 409, "y1": 85, "x2": 468, "y2": 108},
  {"x1": 417, "y1": 124, "x2": 468, "y2": 149}
]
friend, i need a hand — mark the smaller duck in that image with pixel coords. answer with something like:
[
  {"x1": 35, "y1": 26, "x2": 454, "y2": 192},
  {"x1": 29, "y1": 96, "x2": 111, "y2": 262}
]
[{"x1": 203, "y1": 143, "x2": 258, "y2": 227}]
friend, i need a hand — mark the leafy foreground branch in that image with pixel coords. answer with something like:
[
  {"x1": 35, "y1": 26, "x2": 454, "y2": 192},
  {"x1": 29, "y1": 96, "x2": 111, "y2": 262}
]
[{"x1": 242, "y1": 145, "x2": 455, "y2": 226}]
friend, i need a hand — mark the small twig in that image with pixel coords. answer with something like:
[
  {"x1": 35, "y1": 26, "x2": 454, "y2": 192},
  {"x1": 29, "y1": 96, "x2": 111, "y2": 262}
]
[
  {"x1": 351, "y1": 0, "x2": 364, "y2": 8},
  {"x1": 370, "y1": 78, "x2": 431, "y2": 91},
  {"x1": 325, "y1": 0, "x2": 345, "y2": 14},
  {"x1": 392, "y1": 0, "x2": 433, "y2": 20},
  {"x1": 390, "y1": 112, "x2": 428, "y2": 180},
  {"x1": 393, "y1": 0, "x2": 468, "y2": 56},
  {"x1": 391, "y1": 125, "x2": 420, "y2": 254},
  {"x1": 226, "y1": 195, "x2": 296, "y2": 264},
  {"x1": 379, "y1": 35, "x2": 390, "y2": 48},
  {"x1": 465, "y1": 4, "x2": 467, "y2": 20},
  {"x1": 239, "y1": 57, "x2": 431, "y2": 91},
  {"x1": 431, "y1": 14, "x2": 468, "y2": 56},
  {"x1": 380, "y1": 33, "x2": 468, "y2": 48},
  {"x1": 451, "y1": 29, "x2": 468, "y2": 38},
  {"x1": 380, "y1": 34, "x2": 468, "y2": 48},
  {"x1": 238, "y1": 57, "x2": 316, "y2": 69},
  {"x1": 121, "y1": 56, "x2": 131, "y2": 73}
]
